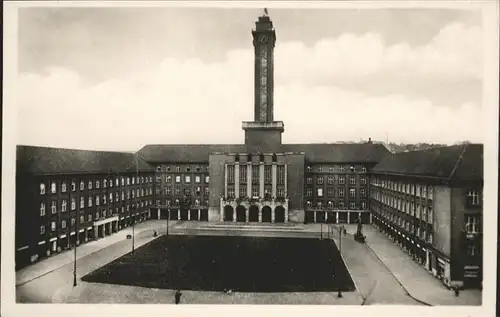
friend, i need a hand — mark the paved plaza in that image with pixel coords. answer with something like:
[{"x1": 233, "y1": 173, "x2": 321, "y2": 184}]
[{"x1": 15, "y1": 220, "x2": 481, "y2": 305}]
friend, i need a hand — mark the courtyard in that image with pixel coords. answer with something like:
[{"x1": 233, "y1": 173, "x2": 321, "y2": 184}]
[{"x1": 82, "y1": 235, "x2": 355, "y2": 293}]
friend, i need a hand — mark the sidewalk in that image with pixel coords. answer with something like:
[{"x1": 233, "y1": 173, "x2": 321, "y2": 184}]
[
  {"x1": 361, "y1": 225, "x2": 482, "y2": 306},
  {"x1": 16, "y1": 221, "x2": 165, "y2": 286}
]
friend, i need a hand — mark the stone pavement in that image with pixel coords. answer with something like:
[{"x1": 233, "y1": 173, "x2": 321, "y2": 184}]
[
  {"x1": 16, "y1": 220, "x2": 168, "y2": 286},
  {"x1": 58, "y1": 282, "x2": 363, "y2": 305},
  {"x1": 358, "y1": 225, "x2": 482, "y2": 306}
]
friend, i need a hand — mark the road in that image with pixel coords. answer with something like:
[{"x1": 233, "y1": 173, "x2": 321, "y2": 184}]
[{"x1": 16, "y1": 221, "x2": 423, "y2": 305}]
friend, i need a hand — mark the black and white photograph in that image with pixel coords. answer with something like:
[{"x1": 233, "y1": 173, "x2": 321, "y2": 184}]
[{"x1": 2, "y1": 1, "x2": 499, "y2": 317}]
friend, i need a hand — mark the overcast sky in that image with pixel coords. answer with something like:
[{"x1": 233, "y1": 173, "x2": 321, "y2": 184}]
[{"x1": 16, "y1": 6, "x2": 484, "y2": 151}]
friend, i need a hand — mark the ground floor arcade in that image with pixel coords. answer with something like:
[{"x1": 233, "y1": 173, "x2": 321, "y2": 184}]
[
  {"x1": 221, "y1": 204, "x2": 288, "y2": 223},
  {"x1": 305, "y1": 210, "x2": 372, "y2": 224},
  {"x1": 153, "y1": 208, "x2": 209, "y2": 221},
  {"x1": 372, "y1": 214, "x2": 482, "y2": 289},
  {"x1": 16, "y1": 211, "x2": 151, "y2": 270}
]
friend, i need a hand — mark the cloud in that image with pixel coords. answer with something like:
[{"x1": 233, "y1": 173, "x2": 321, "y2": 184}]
[{"x1": 16, "y1": 23, "x2": 483, "y2": 151}]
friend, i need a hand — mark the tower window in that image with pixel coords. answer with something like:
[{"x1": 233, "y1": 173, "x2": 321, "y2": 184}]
[{"x1": 272, "y1": 153, "x2": 277, "y2": 163}]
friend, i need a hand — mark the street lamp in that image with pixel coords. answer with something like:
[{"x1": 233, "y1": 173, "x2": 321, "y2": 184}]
[
  {"x1": 335, "y1": 223, "x2": 344, "y2": 298},
  {"x1": 72, "y1": 179, "x2": 78, "y2": 287}
]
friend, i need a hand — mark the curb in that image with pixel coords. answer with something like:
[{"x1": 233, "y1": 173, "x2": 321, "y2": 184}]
[
  {"x1": 16, "y1": 226, "x2": 158, "y2": 286},
  {"x1": 364, "y1": 241, "x2": 433, "y2": 306}
]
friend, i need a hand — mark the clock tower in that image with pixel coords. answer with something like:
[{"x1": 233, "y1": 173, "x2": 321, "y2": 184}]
[{"x1": 242, "y1": 11, "x2": 284, "y2": 152}]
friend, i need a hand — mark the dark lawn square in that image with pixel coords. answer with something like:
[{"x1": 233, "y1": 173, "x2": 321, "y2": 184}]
[{"x1": 82, "y1": 235, "x2": 355, "y2": 292}]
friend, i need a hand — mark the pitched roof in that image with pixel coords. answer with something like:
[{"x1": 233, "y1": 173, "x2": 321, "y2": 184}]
[
  {"x1": 16, "y1": 145, "x2": 154, "y2": 175},
  {"x1": 371, "y1": 143, "x2": 483, "y2": 181},
  {"x1": 281, "y1": 143, "x2": 389, "y2": 163},
  {"x1": 138, "y1": 143, "x2": 390, "y2": 164}
]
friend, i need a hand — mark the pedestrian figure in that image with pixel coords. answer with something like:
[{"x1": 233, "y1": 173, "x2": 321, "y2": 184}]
[
  {"x1": 454, "y1": 286, "x2": 460, "y2": 297},
  {"x1": 174, "y1": 290, "x2": 182, "y2": 304}
]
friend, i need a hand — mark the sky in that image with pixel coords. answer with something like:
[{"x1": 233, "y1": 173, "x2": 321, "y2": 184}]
[{"x1": 16, "y1": 6, "x2": 485, "y2": 151}]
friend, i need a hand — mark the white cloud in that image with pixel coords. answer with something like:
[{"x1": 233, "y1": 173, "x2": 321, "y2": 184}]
[{"x1": 16, "y1": 23, "x2": 483, "y2": 151}]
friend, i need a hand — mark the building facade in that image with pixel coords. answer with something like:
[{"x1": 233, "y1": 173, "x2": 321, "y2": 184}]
[
  {"x1": 15, "y1": 146, "x2": 155, "y2": 270},
  {"x1": 369, "y1": 144, "x2": 483, "y2": 289}
]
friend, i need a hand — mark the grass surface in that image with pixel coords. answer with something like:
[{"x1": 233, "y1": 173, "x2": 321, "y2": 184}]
[{"x1": 82, "y1": 235, "x2": 355, "y2": 292}]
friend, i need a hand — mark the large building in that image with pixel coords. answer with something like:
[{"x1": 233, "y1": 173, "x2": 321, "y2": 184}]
[
  {"x1": 370, "y1": 144, "x2": 483, "y2": 289},
  {"x1": 15, "y1": 12, "x2": 483, "y2": 290}
]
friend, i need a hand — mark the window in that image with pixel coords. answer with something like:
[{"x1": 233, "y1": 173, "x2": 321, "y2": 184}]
[
  {"x1": 51, "y1": 182, "x2": 56, "y2": 194},
  {"x1": 467, "y1": 190, "x2": 481, "y2": 206},
  {"x1": 349, "y1": 201, "x2": 356, "y2": 209},
  {"x1": 338, "y1": 200, "x2": 345, "y2": 208},
  {"x1": 252, "y1": 187, "x2": 259, "y2": 198},
  {"x1": 228, "y1": 165, "x2": 235, "y2": 184},
  {"x1": 175, "y1": 176, "x2": 181, "y2": 183},
  {"x1": 205, "y1": 187, "x2": 210, "y2": 196},
  {"x1": 339, "y1": 188, "x2": 345, "y2": 197},
  {"x1": 51, "y1": 201, "x2": 57, "y2": 214},
  {"x1": 71, "y1": 198, "x2": 76, "y2": 210},
  {"x1": 195, "y1": 176, "x2": 201, "y2": 183},
  {"x1": 465, "y1": 215, "x2": 480, "y2": 233},
  {"x1": 127, "y1": 177, "x2": 130, "y2": 185},
  {"x1": 317, "y1": 176, "x2": 324, "y2": 185},
  {"x1": 328, "y1": 166, "x2": 335, "y2": 172},
  {"x1": 361, "y1": 200, "x2": 367, "y2": 209},
  {"x1": 306, "y1": 177, "x2": 312, "y2": 185},
  {"x1": 62, "y1": 182, "x2": 67, "y2": 192},
  {"x1": 103, "y1": 210, "x2": 107, "y2": 218},
  {"x1": 349, "y1": 176, "x2": 356, "y2": 185},
  {"x1": 317, "y1": 188, "x2": 324, "y2": 197},
  {"x1": 165, "y1": 186, "x2": 171, "y2": 196},
  {"x1": 327, "y1": 176, "x2": 334, "y2": 185},
  {"x1": 327, "y1": 187, "x2": 335, "y2": 197},
  {"x1": 360, "y1": 188, "x2": 366, "y2": 197},
  {"x1": 71, "y1": 181, "x2": 76, "y2": 191},
  {"x1": 361, "y1": 167, "x2": 367, "y2": 173},
  {"x1": 307, "y1": 166, "x2": 312, "y2": 172},
  {"x1": 277, "y1": 165, "x2": 285, "y2": 185},
  {"x1": 40, "y1": 225, "x2": 45, "y2": 234},
  {"x1": 318, "y1": 166, "x2": 323, "y2": 172},
  {"x1": 339, "y1": 176, "x2": 345, "y2": 185},
  {"x1": 40, "y1": 183, "x2": 46, "y2": 195},
  {"x1": 240, "y1": 166, "x2": 248, "y2": 184},
  {"x1": 88, "y1": 214, "x2": 93, "y2": 222},
  {"x1": 251, "y1": 166, "x2": 259, "y2": 184},
  {"x1": 110, "y1": 193, "x2": 114, "y2": 201},
  {"x1": 96, "y1": 212, "x2": 100, "y2": 220},
  {"x1": 61, "y1": 220, "x2": 66, "y2": 229},
  {"x1": 88, "y1": 181, "x2": 92, "y2": 190},
  {"x1": 80, "y1": 181, "x2": 84, "y2": 191},
  {"x1": 96, "y1": 195, "x2": 100, "y2": 206},
  {"x1": 349, "y1": 188, "x2": 356, "y2": 198},
  {"x1": 132, "y1": 177, "x2": 135, "y2": 185},
  {"x1": 61, "y1": 200, "x2": 67, "y2": 212},
  {"x1": 40, "y1": 202, "x2": 46, "y2": 216},
  {"x1": 339, "y1": 166, "x2": 345, "y2": 173},
  {"x1": 121, "y1": 192, "x2": 125, "y2": 201},
  {"x1": 277, "y1": 188, "x2": 285, "y2": 198},
  {"x1": 264, "y1": 165, "x2": 272, "y2": 184},
  {"x1": 104, "y1": 179, "x2": 108, "y2": 188},
  {"x1": 121, "y1": 177, "x2": 125, "y2": 186},
  {"x1": 306, "y1": 188, "x2": 312, "y2": 197},
  {"x1": 80, "y1": 197, "x2": 84, "y2": 208},
  {"x1": 228, "y1": 188, "x2": 235, "y2": 198},
  {"x1": 360, "y1": 177, "x2": 366, "y2": 185},
  {"x1": 205, "y1": 176, "x2": 210, "y2": 184},
  {"x1": 51, "y1": 221, "x2": 56, "y2": 232},
  {"x1": 110, "y1": 179, "x2": 114, "y2": 187},
  {"x1": 184, "y1": 188, "x2": 191, "y2": 196},
  {"x1": 175, "y1": 187, "x2": 180, "y2": 196},
  {"x1": 239, "y1": 186, "x2": 247, "y2": 198}
]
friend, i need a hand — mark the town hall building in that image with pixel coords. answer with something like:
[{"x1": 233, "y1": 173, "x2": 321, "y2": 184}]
[{"x1": 15, "y1": 12, "x2": 482, "y2": 290}]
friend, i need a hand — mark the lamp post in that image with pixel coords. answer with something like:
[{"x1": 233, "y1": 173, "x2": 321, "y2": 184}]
[
  {"x1": 72, "y1": 180, "x2": 78, "y2": 287},
  {"x1": 337, "y1": 224, "x2": 344, "y2": 298}
]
